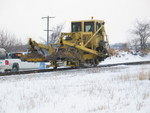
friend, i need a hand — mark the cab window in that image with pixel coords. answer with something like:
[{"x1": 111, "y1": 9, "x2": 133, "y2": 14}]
[
  {"x1": 71, "y1": 22, "x2": 81, "y2": 32},
  {"x1": 84, "y1": 22, "x2": 94, "y2": 32},
  {"x1": 9, "y1": 53, "x2": 23, "y2": 59},
  {"x1": 96, "y1": 22, "x2": 101, "y2": 30}
]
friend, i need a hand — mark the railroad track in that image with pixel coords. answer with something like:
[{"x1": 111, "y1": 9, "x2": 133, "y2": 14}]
[{"x1": 1, "y1": 61, "x2": 150, "y2": 76}]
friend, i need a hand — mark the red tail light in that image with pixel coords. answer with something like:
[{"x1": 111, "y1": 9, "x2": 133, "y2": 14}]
[{"x1": 5, "y1": 60, "x2": 10, "y2": 65}]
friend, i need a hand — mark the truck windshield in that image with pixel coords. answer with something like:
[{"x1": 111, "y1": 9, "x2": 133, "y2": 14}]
[
  {"x1": 84, "y1": 22, "x2": 94, "y2": 32},
  {"x1": 71, "y1": 22, "x2": 81, "y2": 32}
]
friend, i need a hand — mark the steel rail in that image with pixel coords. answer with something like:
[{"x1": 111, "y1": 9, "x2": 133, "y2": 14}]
[{"x1": 0, "y1": 61, "x2": 150, "y2": 76}]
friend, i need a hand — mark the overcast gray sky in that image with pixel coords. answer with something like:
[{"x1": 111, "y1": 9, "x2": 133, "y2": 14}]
[{"x1": 0, "y1": 0, "x2": 150, "y2": 44}]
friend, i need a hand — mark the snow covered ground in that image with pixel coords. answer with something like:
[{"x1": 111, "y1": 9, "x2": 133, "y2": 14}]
[
  {"x1": 100, "y1": 51, "x2": 150, "y2": 65},
  {"x1": 0, "y1": 52, "x2": 150, "y2": 113}
]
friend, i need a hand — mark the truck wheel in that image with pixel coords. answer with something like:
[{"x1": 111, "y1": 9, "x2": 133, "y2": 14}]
[
  {"x1": 4, "y1": 69, "x2": 11, "y2": 73},
  {"x1": 53, "y1": 66, "x2": 57, "y2": 70},
  {"x1": 12, "y1": 64, "x2": 19, "y2": 72}
]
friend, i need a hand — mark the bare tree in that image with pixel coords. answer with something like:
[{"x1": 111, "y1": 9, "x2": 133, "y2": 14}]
[
  {"x1": 50, "y1": 24, "x2": 63, "y2": 44},
  {"x1": 39, "y1": 36, "x2": 47, "y2": 45},
  {"x1": 39, "y1": 24, "x2": 64, "y2": 45},
  {"x1": 131, "y1": 20, "x2": 150, "y2": 51},
  {"x1": 131, "y1": 38, "x2": 140, "y2": 51},
  {"x1": 0, "y1": 30, "x2": 24, "y2": 52}
]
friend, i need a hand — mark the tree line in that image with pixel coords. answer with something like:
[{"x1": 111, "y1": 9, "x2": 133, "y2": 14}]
[
  {"x1": 0, "y1": 30, "x2": 27, "y2": 52},
  {"x1": 129, "y1": 19, "x2": 150, "y2": 51},
  {"x1": 0, "y1": 24, "x2": 63, "y2": 52}
]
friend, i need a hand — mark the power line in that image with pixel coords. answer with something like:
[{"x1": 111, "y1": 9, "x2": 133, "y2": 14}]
[{"x1": 42, "y1": 16, "x2": 55, "y2": 45}]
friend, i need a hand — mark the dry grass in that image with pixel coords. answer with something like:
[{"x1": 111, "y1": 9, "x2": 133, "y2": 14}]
[
  {"x1": 108, "y1": 48, "x2": 119, "y2": 56},
  {"x1": 118, "y1": 74, "x2": 131, "y2": 81},
  {"x1": 141, "y1": 49, "x2": 150, "y2": 54},
  {"x1": 117, "y1": 71, "x2": 150, "y2": 81},
  {"x1": 136, "y1": 101, "x2": 144, "y2": 111},
  {"x1": 88, "y1": 105, "x2": 108, "y2": 112},
  {"x1": 138, "y1": 71, "x2": 150, "y2": 80},
  {"x1": 142, "y1": 92, "x2": 150, "y2": 100},
  {"x1": 117, "y1": 71, "x2": 150, "y2": 111}
]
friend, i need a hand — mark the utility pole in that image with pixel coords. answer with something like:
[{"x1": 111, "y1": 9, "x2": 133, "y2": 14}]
[{"x1": 42, "y1": 16, "x2": 55, "y2": 45}]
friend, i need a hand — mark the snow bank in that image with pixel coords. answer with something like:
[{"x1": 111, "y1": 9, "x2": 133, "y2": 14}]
[{"x1": 100, "y1": 51, "x2": 150, "y2": 65}]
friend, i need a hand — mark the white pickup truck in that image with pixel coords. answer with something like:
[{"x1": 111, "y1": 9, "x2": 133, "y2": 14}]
[
  {"x1": 0, "y1": 48, "x2": 45, "y2": 73},
  {"x1": 0, "y1": 48, "x2": 10, "y2": 72}
]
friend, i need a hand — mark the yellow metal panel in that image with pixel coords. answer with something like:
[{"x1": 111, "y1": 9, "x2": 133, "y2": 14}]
[
  {"x1": 25, "y1": 58, "x2": 46, "y2": 62},
  {"x1": 84, "y1": 25, "x2": 104, "y2": 47},
  {"x1": 83, "y1": 54, "x2": 95, "y2": 60},
  {"x1": 62, "y1": 40, "x2": 101, "y2": 56}
]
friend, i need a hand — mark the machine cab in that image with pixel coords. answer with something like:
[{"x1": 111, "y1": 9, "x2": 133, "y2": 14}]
[{"x1": 71, "y1": 20, "x2": 105, "y2": 33}]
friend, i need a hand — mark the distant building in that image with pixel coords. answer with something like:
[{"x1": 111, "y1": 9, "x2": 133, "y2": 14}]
[{"x1": 110, "y1": 43, "x2": 128, "y2": 50}]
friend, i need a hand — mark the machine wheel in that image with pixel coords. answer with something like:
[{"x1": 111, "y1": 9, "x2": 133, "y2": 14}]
[
  {"x1": 73, "y1": 60, "x2": 80, "y2": 68},
  {"x1": 12, "y1": 63, "x2": 19, "y2": 72},
  {"x1": 53, "y1": 66, "x2": 57, "y2": 70},
  {"x1": 4, "y1": 69, "x2": 11, "y2": 73},
  {"x1": 91, "y1": 58, "x2": 99, "y2": 67},
  {"x1": 83, "y1": 59, "x2": 99, "y2": 67}
]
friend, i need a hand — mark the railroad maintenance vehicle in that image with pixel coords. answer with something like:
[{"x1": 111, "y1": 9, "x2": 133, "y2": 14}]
[{"x1": 21, "y1": 19, "x2": 110, "y2": 69}]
